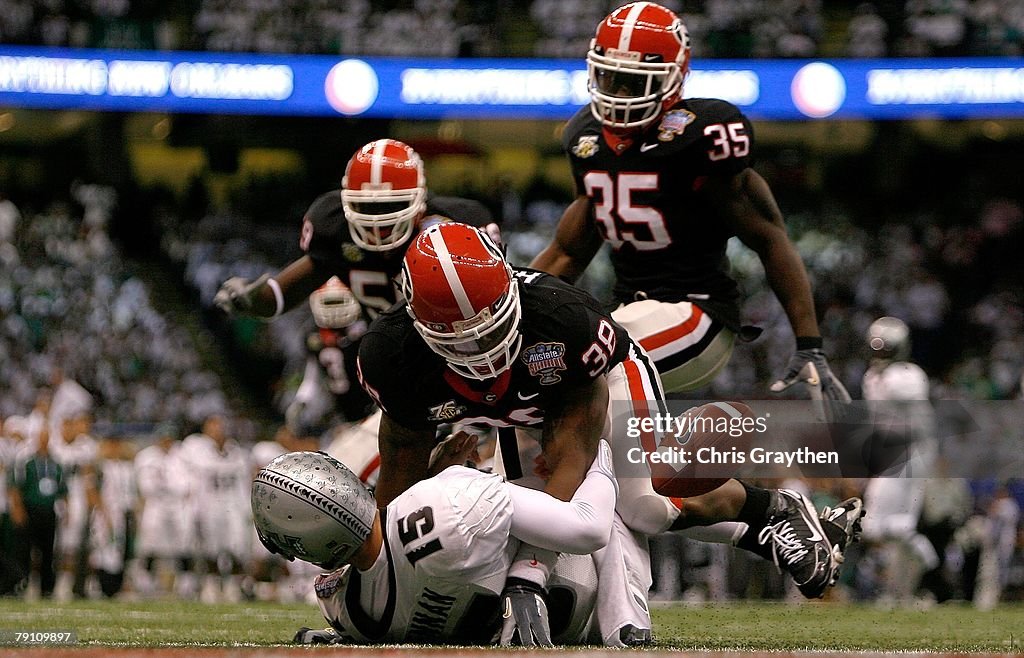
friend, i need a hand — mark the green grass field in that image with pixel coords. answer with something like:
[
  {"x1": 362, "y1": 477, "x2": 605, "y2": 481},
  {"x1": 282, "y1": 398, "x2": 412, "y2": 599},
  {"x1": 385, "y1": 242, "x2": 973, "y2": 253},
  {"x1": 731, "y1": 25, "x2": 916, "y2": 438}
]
[{"x1": 0, "y1": 599, "x2": 1021, "y2": 651}]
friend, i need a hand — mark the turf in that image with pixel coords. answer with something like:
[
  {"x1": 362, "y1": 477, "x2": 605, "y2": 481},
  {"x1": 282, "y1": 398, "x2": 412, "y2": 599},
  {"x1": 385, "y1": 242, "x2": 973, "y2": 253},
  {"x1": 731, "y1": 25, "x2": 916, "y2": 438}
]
[{"x1": 0, "y1": 599, "x2": 1020, "y2": 651}]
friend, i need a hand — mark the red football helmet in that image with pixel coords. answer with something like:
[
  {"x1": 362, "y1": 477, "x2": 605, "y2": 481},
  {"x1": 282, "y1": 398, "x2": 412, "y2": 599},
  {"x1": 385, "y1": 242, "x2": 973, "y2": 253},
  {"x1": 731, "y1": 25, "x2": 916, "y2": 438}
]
[
  {"x1": 309, "y1": 276, "x2": 361, "y2": 329},
  {"x1": 401, "y1": 223, "x2": 521, "y2": 380},
  {"x1": 588, "y1": 2, "x2": 691, "y2": 131},
  {"x1": 341, "y1": 139, "x2": 427, "y2": 252}
]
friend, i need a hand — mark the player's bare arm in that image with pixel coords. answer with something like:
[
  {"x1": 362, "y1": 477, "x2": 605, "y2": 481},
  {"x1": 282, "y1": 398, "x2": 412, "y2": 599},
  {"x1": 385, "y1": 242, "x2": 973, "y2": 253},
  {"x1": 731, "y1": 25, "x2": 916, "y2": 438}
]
[
  {"x1": 708, "y1": 168, "x2": 820, "y2": 338},
  {"x1": 529, "y1": 196, "x2": 602, "y2": 284},
  {"x1": 539, "y1": 375, "x2": 608, "y2": 502},
  {"x1": 373, "y1": 412, "x2": 436, "y2": 507}
]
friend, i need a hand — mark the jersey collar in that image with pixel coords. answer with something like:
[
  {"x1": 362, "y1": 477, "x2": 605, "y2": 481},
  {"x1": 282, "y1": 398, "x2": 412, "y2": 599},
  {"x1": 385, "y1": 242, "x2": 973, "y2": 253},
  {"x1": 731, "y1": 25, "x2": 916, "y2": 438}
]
[{"x1": 443, "y1": 368, "x2": 512, "y2": 406}]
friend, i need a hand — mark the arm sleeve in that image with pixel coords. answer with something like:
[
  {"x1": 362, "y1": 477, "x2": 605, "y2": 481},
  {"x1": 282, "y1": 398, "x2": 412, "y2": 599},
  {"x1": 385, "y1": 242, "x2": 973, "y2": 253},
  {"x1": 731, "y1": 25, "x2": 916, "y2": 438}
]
[
  {"x1": 507, "y1": 445, "x2": 617, "y2": 554},
  {"x1": 294, "y1": 355, "x2": 322, "y2": 405}
]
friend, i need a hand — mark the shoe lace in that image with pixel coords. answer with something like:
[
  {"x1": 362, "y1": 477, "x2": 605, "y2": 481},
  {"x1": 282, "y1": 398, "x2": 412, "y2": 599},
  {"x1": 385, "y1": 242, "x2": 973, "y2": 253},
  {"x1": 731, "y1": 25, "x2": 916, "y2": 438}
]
[{"x1": 757, "y1": 520, "x2": 808, "y2": 572}]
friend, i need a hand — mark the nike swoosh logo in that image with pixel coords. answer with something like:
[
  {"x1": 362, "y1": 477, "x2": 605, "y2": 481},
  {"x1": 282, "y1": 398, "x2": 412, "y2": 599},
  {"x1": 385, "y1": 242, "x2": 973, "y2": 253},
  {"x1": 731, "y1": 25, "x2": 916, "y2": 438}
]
[
  {"x1": 639, "y1": 143, "x2": 659, "y2": 152},
  {"x1": 517, "y1": 392, "x2": 539, "y2": 400},
  {"x1": 503, "y1": 597, "x2": 513, "y2": 619}
]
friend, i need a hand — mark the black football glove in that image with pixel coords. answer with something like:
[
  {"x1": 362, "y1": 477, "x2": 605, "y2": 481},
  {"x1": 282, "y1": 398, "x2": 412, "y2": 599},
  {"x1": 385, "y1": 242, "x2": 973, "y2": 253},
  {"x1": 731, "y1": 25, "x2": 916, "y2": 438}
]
[
  {"x1": 293, "y1": 627, "x2": 342, "y2": 645},
  {"x1": 213, "y1": 273, "x2": 269, "y2": 316},
  {"x1": 771, "y1": 348, "x2": 851, "y2": 421},
  {"x1": 498, "y1": 578, "x2": 553, "y2": 647}
]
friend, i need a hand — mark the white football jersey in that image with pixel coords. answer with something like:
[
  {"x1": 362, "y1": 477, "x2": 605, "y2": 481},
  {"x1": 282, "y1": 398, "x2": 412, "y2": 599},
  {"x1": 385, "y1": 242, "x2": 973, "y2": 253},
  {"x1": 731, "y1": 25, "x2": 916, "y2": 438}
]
[
  {"x1": 317, "y1": 466, "x2": 516, "y2": 644},
  {"x1": 862, "y1": 360, "x2": 936, "y2": 477},
  {"x1": 185, "y1": 435, "x2": 250, "y2": 506},
  {"x1": 134, "y1": 444, "x2": 192, "y2": 500},
  {"x1": 863, "y1": 361, "x2": 930, "y2": 401}
]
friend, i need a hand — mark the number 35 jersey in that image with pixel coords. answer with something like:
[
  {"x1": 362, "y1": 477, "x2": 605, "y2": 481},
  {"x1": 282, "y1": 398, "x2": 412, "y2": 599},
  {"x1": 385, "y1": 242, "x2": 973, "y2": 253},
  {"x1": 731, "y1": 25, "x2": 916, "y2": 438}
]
[
  {"x1": 563, "y1": 99, "x2": 754, "y2": 329},
  {"x1": 315, "y1": 466, "x2": 515, "y2": 644}
]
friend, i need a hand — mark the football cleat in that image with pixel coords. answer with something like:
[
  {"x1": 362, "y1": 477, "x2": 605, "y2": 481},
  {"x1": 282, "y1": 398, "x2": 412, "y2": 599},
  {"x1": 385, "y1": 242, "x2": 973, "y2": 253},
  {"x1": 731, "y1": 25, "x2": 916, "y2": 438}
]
[
  {"x1": 757, "y1": 489, "x2": 837, "y2": 599},
  {"x1": 819, "y1": 497, "x2": 865, "y2": 570}
]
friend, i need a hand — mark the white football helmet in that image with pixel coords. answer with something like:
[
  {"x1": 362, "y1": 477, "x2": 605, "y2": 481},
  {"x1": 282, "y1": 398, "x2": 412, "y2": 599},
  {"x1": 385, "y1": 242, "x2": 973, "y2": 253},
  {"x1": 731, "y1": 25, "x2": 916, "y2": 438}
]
[
  {"x1": 867, "y1": 316, "x2": 910, "y2": 361},
  {"x1": 310, "y1": 276, "x2": 361, "y2": 329},
  {"x1": 252, "y1": 451, "x2": 376, "y2": 569},
  {"x1": 341, "y1": 139, "x2": 427, "y2": 252}
]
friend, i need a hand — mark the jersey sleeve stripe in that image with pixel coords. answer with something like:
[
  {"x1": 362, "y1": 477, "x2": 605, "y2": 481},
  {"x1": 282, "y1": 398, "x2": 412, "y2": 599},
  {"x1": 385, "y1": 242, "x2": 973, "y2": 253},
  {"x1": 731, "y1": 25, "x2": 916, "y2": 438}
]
[
  {"x1": 638, "y1": 304, "x2": 708, "y2": 353},
  {"x1": 622, "y1": 357, "x2": 660, "y2": 455}
]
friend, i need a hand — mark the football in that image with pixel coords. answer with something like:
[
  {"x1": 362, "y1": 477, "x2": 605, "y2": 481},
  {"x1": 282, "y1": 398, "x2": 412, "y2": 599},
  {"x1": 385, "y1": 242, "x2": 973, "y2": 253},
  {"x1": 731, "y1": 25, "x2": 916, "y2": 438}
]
[{"x1": 649, "y1": 401, "x2": 757, "y2": 498}]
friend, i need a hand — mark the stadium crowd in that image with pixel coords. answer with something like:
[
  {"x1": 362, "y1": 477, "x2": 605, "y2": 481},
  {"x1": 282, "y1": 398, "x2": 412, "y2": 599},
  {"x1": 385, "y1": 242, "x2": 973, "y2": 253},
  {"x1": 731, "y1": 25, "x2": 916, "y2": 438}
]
[{"x1": 0, "y1": 0, "x2": 1022, "y2": 57}]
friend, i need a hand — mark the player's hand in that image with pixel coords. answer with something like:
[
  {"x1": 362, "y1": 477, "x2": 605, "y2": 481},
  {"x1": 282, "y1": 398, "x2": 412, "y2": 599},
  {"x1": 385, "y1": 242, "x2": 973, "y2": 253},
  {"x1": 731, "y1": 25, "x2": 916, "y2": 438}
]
[
  {"x1": 770, "y1": 348, "x2": 851, "y2": 420},
  {"x1": 213, "y1": 273, "x2": 269, "y2": 315},
  {"x1": 427, "y1": 431, "x2": 479, "y2": 475},
  {"x1": 293, "y1": 627, "x2": 342, "y2": 645},
  {"x1": 499, "y1": 578, "x2": 553, "y2": 647}
]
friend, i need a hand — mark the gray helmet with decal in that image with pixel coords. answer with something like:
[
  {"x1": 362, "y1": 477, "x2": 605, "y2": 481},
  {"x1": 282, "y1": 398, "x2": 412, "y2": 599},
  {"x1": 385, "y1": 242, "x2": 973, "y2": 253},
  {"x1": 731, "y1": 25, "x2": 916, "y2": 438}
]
[{"x1": 251, "y1": 451, "x2": 376, "y2": 569}]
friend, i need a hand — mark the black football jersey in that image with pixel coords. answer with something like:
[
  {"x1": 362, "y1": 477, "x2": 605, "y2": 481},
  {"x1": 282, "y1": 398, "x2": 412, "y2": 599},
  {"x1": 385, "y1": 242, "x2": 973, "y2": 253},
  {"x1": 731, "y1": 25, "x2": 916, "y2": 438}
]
[
  {"x1": 356, "y1": 269, "x2": 640, "y2": 431},
  {"x1": 563, "y1": 99, "x2": 755, "y2": 330},
  {"x1": 299, "y1": 190, "x2": 495, "y2": 318},
  {"x1": 305, "y1": 325, "x2": 376, "y2": 422}
]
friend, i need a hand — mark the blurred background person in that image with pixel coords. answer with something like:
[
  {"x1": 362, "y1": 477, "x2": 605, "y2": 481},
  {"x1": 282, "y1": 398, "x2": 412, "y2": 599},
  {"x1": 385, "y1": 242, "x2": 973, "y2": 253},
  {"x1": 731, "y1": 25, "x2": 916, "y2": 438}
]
[
  {"x1": 180, "y1": 413, "x2": 251, "y2": 603},
  {"x1": 858, "y1": 317, "x2": 940, "y2": 604},
  {"x1": 89, "y1": 435, "x2": 138, "y2": 598},
  {"x1": 133, "y1": 422, "x2": 195, "y2": 599},
  {"x1": 50, "y1": 409, "x2": 99, "y2": 600},
  {"x1": 7, "y1": 424, "x2": 67, "y2": 599}
]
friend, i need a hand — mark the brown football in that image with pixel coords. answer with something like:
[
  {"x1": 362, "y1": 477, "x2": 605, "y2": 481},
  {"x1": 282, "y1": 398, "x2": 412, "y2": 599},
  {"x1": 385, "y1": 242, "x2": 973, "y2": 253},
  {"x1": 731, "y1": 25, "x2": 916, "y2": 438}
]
[{"x1": 649, "y1": 401, "x2": 756, "y2": 498}]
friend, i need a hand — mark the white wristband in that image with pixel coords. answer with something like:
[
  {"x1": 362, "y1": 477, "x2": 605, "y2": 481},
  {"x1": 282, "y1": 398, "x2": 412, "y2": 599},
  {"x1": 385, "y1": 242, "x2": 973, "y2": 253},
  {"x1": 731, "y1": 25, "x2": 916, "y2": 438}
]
[{"x1": 267, "y1": 277, "x2": 285, "y2": 318}]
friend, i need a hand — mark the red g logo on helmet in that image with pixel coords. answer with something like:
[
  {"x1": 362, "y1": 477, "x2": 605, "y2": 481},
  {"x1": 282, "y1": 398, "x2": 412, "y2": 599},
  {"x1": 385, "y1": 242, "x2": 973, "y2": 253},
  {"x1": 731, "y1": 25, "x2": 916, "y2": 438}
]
[
  {"x1": 401, "y1": 223, "x2": 521, "y2": 380},
  {"x1": 588, "y1": 1, "x2": 691, "y2": 131},
  {"x1": 341, "y1": 139, "x2": 427, "y2": 252}
]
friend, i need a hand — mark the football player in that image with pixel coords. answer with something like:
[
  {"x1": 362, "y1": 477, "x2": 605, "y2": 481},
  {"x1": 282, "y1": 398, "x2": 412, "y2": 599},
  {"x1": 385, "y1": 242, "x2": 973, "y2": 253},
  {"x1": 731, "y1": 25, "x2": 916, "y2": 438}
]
[
  {"x1": 213, "y1": 139, "x2": 498, "y2": 323},
  {"x1": 531, "y1": 1, "x2": 850, "y2": 404},
  {"x1": 286, "y1": 277, "x2": 376, "y2": 430},
  {"x1": 133, "y1": 423, "x2": 195, "y2": 598},
  {"x1": 859, "y1": 316, "x2": 938, "y2": 602},
  {"x1": 253, "y1": 441, "x2": 622, "y2": 645},
  {"x1": 356, "y1": 223, "x2": 861, "y2": 644},
  {"x1": 180, "y1": 414, "x2": 251, "y2": 603}
]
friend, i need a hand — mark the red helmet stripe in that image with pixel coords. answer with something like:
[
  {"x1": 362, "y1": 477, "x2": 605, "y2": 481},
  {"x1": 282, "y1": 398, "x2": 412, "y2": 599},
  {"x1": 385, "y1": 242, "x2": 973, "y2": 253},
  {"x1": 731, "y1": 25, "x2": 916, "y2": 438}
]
[
  {"x1": 427, "y1": 229, "x2": 477, "y2": 318},
  {"x1": 617, "y1": 2, "x2": 649, "y2": 51}
]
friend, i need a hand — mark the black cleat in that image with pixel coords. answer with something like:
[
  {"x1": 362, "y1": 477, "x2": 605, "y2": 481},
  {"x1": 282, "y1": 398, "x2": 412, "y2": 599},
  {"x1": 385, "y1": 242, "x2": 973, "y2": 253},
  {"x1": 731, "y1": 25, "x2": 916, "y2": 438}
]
[{"x1": 759, "y1": 489, "x2": 838, "y2": 599}]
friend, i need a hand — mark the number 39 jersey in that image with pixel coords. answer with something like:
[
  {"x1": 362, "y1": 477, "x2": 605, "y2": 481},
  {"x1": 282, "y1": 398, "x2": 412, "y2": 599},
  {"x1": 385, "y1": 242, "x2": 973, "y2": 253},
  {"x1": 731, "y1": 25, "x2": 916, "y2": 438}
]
[
  {"x1": 300, "y1": 190, "x2": 496, "y2": 319},
  {"x1": 356, "y1": 269, "x2": 633, "y2": 431},
  {"x1": 315, "y1": 466, "x2": 516, "y2": 644},
  {"x1": 563, "y1": 99, "x2": 754, "y2": 329}
]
